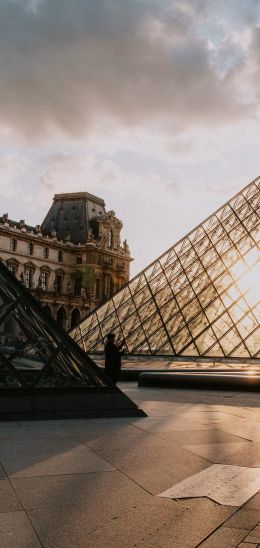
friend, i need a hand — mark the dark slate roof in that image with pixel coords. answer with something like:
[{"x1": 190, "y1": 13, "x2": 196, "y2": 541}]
[{"x1": 41, "y1": 192, "x2": 106, "y2": 244}]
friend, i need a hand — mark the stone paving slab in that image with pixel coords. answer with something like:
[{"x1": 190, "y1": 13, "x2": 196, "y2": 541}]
[
  {"x1": 114, "y1": 457, "x2": 209, "y2": 495},
  {"x1": 88, "y1": 442, "x2": 209, "y2": 471},
  {"x1": 243, "y1": 524, "x2": 260, "y2": 543},
  {"x1": 225, "y1": 508, "x2": 260, "y2": 530},
  {"x1": 198, "y1": 441, "x2": 260, "y2": 467},
  {"x1": 84, "y1": 431, "x2": 178, "y2": 453},
  {"x1": 0, "y1": 480, "x2": 23, "y2": 512},
  {"x1": 184, "y1": 441, "x2": 251, "y2": 463},
  {"x1": 199, "y1": 526, "x2": 248, "y2": 547},
  {"x1": 243, "y1": 492, "x2": 260, "y2": 509},
  {"x1": 155, "y1": 429, "x2": 248, "y2": 445},
  {"x1": 0, "y1": 438, "x2": 115, "y2": 477},
  {"x1": 11, "y1": 470, "x2": 151, "y2": 511},
  {"x1": 0, "y1": 511, "x2": 42, "y2": 548},
  {"x1": 1, "y1": 384, "x2": 260, "y2": 546},
  {"x1": 83, "y1": 497, "x2": 233, "y2": 548},
  {"x1": 132, "y1": 416, "x2": 214, "y2": 433}
]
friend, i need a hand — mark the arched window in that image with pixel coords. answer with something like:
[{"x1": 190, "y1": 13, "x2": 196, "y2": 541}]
[
  {"x1": 56, "y1": 307, "x2": 67, "y2": 330},
  {"x1": 71, "y1": 308, "x2": 81, "y2": 329},
  {"x1": 42, "y1": 305, "x2": 52, "y2": 316}
]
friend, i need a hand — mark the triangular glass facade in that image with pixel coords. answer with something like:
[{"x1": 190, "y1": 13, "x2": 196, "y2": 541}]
[
  {"x1": 0, "y1": 260, "x2": 114, "y2": 389},
  {"x1": 71, "y1": 177, "x2": 260, "y2": 360}
]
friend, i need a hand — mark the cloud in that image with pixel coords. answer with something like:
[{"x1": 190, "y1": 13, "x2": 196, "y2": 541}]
[{"x1": 0, "y1": 0, "x2": 257, "y2": 140}]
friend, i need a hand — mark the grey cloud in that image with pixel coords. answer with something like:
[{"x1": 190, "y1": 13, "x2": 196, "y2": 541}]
[{"x1": 0, "y1": 0, "x2": 257, "y2": 138}]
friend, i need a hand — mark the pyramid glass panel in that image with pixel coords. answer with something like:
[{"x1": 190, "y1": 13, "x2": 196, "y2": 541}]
[
  {"x1": 71, "y1": 177, "x2": 260, "y2": 360},
  {"x1": 0, "y1": 264, "x2": 115, "y2": 389}
]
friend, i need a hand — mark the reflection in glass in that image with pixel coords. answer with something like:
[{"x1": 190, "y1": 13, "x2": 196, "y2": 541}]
[{"x1": 71, "y1": 178, "x2": 260, "y2": 360}]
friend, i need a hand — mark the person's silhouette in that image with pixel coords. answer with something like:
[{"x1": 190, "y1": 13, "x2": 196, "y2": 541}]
[{"x1": 104, "y1": 333, "x2": 125, "y2": 384}]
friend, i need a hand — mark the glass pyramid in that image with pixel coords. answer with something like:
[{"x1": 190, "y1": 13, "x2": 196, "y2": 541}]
[
  {"x1": 71, "y1": 177, "x2": 260, "y2": 361},
  {"x1": 0, "y1": 260, "x2": 114, "y2": 388},
  {"x1": 0, "y1": 260, "x2": 145, "y2": 418}
]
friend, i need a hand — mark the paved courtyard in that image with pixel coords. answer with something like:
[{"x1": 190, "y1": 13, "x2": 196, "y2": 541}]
[{"x1": 1, "y1": 383, "x2": 260, "y2": 547}]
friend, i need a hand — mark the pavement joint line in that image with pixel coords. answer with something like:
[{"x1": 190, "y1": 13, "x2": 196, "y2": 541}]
[
  {"x1": 180, "y1": 447, "x2": 215, "y2": 465},
  {"x1": 9, "y1": 470, "x2": 117, "y2": 480},
  {"x1": 24, "y1": 510, "x2": 45, "y2": 548},
  {"x1": 194, "y1": 503, "x2": 255, "y2": 547},
  {"x1": 79, "y1": 438, "x2": 155, "y2": 497},
  {"x1": 214, "y1": 427, "x2": 253, "y2": 443},
  {"x1": 195, "y1": 525, "x2": 248, "y2": 547}
]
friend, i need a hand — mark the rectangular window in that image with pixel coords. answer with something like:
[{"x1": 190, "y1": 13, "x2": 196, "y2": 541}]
[
  {"x1": 58, "y1": 250, "x2": 63, "y2": 262},
  {"x1": 10, "y1": 239, "x2": 17, "y2": 251},
  {"x1": 25, "y1": 269, "x2": 33, "y2": 288},
  {"x1": 28, "y1": 243, "x2": 34, "y2": 255},
  {"x1": 40, "y1": 272, "x2": 47, "y2": 290},
  {"x1": 74, "y1": 277, "x2": 82, "y2": 296},
  {"x1": 43, "y1": 246, "x2": 49, "y2": 259},
  {"x1": 96, "y1": 279, "x2": 100, "y2": 298},
  {"x1": 8, "y1": 265, "x2": 16, "y2": 275}
]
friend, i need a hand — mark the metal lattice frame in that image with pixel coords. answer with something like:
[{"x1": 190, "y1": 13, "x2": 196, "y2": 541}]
[
  {"x1": 0, "y1": 261, "x2": 116, "y2": 389},
  {"x1": 71, "y1": 177, "x2": 260, "y2": 361}
]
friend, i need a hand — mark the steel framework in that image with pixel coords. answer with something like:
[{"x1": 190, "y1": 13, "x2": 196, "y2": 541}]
[
  {"x1": 71, "y1": 177, "x2": 260, "y2": 361},
  {"x1": 0, "y1": 261, "x2": 144, "y2": 418}
]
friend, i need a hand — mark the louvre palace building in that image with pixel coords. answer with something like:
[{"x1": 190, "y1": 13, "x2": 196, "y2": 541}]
[{"x1": 0, "y1": 192, "x2": 131, "y2": 332}]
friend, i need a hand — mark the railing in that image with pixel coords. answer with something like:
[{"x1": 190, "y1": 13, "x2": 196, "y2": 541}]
[{"x1": 31, "y1": 287, "x2": 88, "y2": 300}]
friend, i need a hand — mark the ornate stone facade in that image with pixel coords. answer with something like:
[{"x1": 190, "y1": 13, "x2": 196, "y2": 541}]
[{"x1": 0, "y1": 192, "x2": 132, "y2": 331}]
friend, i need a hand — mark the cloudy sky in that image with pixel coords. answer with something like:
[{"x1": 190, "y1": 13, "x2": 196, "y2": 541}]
[{"x1": 1, "y1": 0, "x2": 260, "y2": 275}]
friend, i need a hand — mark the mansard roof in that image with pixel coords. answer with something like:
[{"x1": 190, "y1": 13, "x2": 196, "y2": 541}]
[{"x1": 41, "y1": 192, "x2": 106, "y2": 244}]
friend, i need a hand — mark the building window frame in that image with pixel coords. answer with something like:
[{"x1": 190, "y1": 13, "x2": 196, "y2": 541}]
[
  {"x1": 43, "y1": 246, "x2": 49, "y2": 259},
  {"x1": 10, "y1": 238, "x2": 17, "y2": 251},
  {"x1": 8, "y1": 265, "x2": 16, "y2": 275},
  {"x1": 27, "y1": 242, "x2": 34, "y2": 256},
  {"x1": 108, "y1": 229, "x2": 114, "y2": 248},
  {"x1": 96, "y1": 278, "x2": 101, "y2": 298},
  {"x1": 39, "y1": 271, "x2": 48, "y2": 291},
  {"x1": 77, "y1": 255, "x2": 82, "y2": 265},
  {"x1": 25, "y1": 268, "x2": 33, "y2": 289}
]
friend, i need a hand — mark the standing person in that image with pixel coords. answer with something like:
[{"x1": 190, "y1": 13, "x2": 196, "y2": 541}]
[{"x1": 105, "y1": 333, "x2": 125, "y2": 384}]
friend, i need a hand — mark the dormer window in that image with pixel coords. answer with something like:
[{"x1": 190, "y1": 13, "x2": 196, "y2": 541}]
[{"x1": 108, "y1": 230, "x2": 113, "y2": 248}]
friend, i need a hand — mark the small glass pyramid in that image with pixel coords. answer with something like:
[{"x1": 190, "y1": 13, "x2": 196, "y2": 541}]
[
  {"x1": 0, "y1": 261, "x2": 112, "y2": 388},
  {"x1": 71, "y1": 177, "x2": 260, "y2": 360}
]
